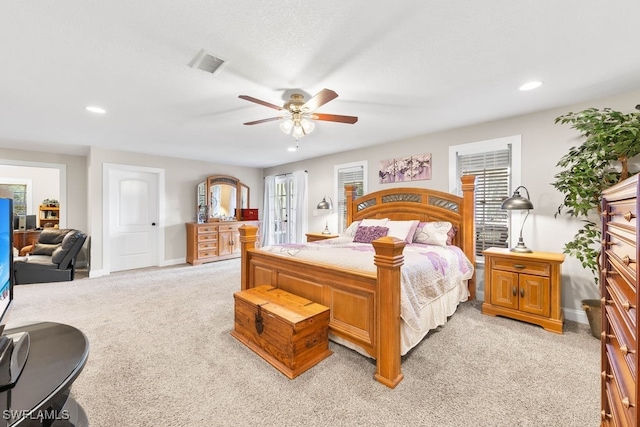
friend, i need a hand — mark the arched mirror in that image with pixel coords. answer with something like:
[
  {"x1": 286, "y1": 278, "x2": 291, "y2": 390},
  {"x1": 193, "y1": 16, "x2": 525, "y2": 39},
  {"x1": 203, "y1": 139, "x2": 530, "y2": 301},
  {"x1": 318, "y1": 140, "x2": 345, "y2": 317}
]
[{"x1": 199, "y1": 175, "x2": 249, "y2": 222}]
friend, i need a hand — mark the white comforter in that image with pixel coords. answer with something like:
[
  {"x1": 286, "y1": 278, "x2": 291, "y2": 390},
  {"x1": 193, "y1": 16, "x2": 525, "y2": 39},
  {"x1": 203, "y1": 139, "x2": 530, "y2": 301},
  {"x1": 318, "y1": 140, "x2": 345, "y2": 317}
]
[{"x1": 258, "y1": 236, "x2": 474, "y2": 332}]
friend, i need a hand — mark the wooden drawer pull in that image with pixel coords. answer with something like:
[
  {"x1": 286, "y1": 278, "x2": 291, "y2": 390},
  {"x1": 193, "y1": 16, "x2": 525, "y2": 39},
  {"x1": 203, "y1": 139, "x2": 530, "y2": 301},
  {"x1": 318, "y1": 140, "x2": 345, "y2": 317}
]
[
  {"x1": 604, "y1": 269, "x2": 619, "y2": 276},
  {"x1": 520, "y1": 288, "x2": 525, "y2": 298},
  {"x1": 512, "y1": 286, "x2": 517, "y2": 297},
  {"x1": 622, "y1": 397, "x2": 635, "y2": 409},
  {"x1": 622, "y1": 255, "x2": 636, "y2": 266},
  {"x1": 513, "y1": 264, "x2": 526, "y2": 270},
  {"x1": 601, "y1": 410, "x2": 612, "y2": 421},
  {"x1": 621, "y1": 300, "x2": 633, "y2": 311},
  {"x1": 601, "y1": 371, "x2": 614, "y2": 380},
  {"x1": 601, "y1": 241, "x2": 616, "y2": 247},
  {"x1": 620, "y1": 344, "x2": 636, "y2": 356},
  {"x1": 623, "y1": 211, "x2": 636, "y2": 222}
]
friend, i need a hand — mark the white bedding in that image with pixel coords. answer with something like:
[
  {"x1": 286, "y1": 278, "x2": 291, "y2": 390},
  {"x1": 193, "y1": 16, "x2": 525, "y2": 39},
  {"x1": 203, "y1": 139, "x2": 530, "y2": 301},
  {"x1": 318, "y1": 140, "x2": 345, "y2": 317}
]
[{"x1": 258, "y1": 236, "x2": 474, "y2": 351}]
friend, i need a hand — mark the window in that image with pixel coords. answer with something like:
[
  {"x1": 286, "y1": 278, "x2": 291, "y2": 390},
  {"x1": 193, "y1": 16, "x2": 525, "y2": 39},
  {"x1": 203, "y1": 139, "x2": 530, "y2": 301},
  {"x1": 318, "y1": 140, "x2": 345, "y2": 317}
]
[
  {"x1": 0, "y1": 181, "x2": 30, "y2": 215},
  {"x1": 449, "y1": 136, "x2": 522, "y2": 261},
  {"x1": 334, "y1": 161, "x2": 367, "y2": 232}
]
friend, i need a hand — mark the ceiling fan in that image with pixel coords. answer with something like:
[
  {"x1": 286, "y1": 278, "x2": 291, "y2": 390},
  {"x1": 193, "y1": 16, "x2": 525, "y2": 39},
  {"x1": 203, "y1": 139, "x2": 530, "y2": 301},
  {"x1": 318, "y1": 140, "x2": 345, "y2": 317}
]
[{"x1": 238, "y1": 88, "x2": 358, "y2": 140}]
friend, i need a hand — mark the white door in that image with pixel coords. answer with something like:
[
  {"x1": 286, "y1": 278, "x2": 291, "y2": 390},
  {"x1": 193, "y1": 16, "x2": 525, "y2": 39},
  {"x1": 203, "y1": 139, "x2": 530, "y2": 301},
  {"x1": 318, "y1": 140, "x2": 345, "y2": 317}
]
[{"x1": 108, "y1": 168, "x2": 159, "y2": 272}]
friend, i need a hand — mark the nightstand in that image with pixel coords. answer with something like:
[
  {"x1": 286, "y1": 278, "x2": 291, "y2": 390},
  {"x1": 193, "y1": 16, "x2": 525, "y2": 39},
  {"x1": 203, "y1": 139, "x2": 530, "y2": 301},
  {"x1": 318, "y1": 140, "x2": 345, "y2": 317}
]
[
  {"x1": 481, "y1": 247, "x2": 565, "y2": 334},
  {"x1": 306, "y1": 233, "x2": 338, "y2": 242}
]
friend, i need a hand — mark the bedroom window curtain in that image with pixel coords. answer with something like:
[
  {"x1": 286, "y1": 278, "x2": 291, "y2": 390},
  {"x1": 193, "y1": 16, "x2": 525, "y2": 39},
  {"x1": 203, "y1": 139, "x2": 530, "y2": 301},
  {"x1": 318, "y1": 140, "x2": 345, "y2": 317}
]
[
  {"x1": 262, "y1": 171, "x2": 308, "y2": 246},
  {"x1": 456, "y1": 146, "x2": 512, "y2": 259},
  {"x1": 335, "y1": 163, "x2": 365, "y2": 232}
]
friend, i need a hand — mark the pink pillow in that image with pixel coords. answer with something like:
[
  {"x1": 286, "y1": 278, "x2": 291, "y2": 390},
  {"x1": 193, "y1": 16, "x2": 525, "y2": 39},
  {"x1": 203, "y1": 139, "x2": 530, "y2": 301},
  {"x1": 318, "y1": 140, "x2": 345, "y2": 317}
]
[{"x1": 353, "y1": 226, "x2": 389, "y2": 243}]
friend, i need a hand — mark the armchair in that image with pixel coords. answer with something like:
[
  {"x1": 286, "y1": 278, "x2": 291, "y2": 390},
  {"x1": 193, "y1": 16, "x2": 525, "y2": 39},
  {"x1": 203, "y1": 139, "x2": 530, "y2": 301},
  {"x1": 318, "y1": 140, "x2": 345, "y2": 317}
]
[{"x1": 14, "y1": 228, "x2": 87, "y2": 285}]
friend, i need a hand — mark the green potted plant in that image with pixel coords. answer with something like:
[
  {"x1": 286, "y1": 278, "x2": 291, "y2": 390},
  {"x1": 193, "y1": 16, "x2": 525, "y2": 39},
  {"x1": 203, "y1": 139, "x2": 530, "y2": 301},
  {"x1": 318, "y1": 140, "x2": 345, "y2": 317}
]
[{"x1": 552, "y1": 105, "x2": 640, "y2": 337}]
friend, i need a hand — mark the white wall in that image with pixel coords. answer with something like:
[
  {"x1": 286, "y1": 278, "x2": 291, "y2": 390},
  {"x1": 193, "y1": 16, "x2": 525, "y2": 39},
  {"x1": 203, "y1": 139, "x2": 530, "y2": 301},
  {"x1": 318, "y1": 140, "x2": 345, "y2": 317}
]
[{"x1": 264, "y1": 87, "x2": 640, "y2": 321}]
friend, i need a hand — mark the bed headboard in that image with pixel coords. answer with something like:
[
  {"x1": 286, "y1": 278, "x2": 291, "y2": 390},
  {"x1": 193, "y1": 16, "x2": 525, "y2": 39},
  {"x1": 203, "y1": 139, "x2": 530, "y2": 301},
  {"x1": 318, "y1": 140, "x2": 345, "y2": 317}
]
[{"x1": 345, "y1": 175, "x2": 476, "y2": 298}]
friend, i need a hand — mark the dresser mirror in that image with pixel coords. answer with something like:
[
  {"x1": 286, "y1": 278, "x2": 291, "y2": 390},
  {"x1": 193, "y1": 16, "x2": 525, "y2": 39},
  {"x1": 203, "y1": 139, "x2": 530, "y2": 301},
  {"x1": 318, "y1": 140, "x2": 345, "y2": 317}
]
[{"x1": 198, "y1": 175, "x2": 249, "y2": 222}]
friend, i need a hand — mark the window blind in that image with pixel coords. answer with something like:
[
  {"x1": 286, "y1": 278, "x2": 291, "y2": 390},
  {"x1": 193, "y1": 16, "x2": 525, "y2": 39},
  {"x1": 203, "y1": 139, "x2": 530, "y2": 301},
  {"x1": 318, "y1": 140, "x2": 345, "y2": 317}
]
[
  {"x1": 456, "y1": 146, "x2": 512, "y2": 258},
  {"x1": 337, "y1": 165, "x2": 364, "y2": 231}
]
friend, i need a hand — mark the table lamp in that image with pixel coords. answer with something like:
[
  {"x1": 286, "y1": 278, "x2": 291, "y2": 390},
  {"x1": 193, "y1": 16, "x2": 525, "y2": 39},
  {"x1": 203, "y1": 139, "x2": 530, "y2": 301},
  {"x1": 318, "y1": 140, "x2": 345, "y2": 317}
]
[
  {"x1": 316, "y1": 196, "x2": 333, "y2": 235},
  {"x1": 501, "y1": 186, "x2": 533, "y2": 253}
]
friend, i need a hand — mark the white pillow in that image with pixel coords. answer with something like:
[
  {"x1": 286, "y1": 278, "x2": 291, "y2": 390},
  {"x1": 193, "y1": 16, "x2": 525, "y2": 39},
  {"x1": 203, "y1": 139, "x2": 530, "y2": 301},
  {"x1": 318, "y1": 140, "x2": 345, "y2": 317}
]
[
  {"x1": 385, "y1": 220, "x2": 420, "y2": 243},
  {"x1": 360, "y1": 218, "x2": 389, "y2": 227},
  {"x1": 341, "y1": 220, "x2": 361, "y2": 237},
  {"x1": 413, "y1": 221, "x2": 453, "y2": 246}
]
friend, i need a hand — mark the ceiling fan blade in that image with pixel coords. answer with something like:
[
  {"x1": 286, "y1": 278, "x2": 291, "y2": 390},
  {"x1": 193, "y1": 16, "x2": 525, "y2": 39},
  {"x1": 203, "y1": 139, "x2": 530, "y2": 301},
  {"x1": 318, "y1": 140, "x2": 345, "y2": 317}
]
[
  {"x1": 243, "y1": 117, "x2": 284, "y2": 125},
  {"x1": 302, "y1": 88, "x2": 338, "y2": 112},
  {"x1": 312, "y1": 113, "x2": 358, "y2": 124},
  {"x1": 238, "y1": 95, "x2": 283, "y2": 111}
]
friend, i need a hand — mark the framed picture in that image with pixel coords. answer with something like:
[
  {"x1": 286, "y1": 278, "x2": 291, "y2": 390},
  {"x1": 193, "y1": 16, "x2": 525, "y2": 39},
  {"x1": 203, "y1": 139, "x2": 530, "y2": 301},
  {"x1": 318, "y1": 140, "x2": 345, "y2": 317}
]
[{"x1": 378, "y1": 153, "x2": 431, "y2": 183}]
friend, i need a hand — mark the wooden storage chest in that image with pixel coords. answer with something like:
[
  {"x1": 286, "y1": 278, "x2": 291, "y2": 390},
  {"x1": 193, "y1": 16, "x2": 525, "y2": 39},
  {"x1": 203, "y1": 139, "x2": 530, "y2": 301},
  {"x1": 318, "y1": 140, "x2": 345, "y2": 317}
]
[{"x1": 231, "y1": 285, "x2": 332, "y2": 379}]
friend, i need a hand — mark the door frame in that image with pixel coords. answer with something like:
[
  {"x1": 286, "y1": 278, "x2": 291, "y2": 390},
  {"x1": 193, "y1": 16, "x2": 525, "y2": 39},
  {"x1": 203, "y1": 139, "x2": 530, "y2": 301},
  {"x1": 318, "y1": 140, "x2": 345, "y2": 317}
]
[{"x1": 102, "y1": 163, "x2": 165, "y2": 274}]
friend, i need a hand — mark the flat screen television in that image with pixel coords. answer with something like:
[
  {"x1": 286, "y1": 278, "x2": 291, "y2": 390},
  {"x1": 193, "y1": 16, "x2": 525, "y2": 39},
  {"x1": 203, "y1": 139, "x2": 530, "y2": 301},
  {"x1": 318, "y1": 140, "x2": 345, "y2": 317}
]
[{"x1": 0, "y1": 191, "x2": 29, "y2": 391}]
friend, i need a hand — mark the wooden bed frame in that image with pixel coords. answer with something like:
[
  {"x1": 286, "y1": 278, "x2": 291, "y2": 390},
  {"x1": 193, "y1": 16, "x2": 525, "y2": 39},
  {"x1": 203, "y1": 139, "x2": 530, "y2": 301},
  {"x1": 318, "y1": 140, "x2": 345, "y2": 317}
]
[{"x1": 238, "y1": 175, "x2": 476, "y2": 388}]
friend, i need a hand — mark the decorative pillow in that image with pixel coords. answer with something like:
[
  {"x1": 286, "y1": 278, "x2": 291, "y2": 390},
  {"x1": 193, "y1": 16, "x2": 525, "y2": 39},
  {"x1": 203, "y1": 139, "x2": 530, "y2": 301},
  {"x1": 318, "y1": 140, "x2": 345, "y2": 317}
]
[
  {"x1": 447, "y1": 225, "x2": 458, "y2": 245},
  {"x1": 413, "y1": 221, "x2": 453, "y2": 246},
  {"x1": 32, "y1": 242, "x2": 59, "y2": 256},
  {"x1": 385, "y1": 220, "x2": 420, "y2": 243},
  {"x1": 341, "y1": 220, "x2": 361, "y2": 238},
  {"x1": 353, "y1": 226, "x2": 389, "y2": 243},
  {"x1": 360, "y1": 218, "x2": 389, "y2": 227}
]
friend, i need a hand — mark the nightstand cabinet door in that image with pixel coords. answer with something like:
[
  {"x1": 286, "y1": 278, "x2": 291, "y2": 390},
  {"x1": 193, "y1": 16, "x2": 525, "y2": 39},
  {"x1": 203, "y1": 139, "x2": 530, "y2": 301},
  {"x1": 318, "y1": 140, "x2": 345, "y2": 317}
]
[
  {"x1": 490, "y1": 270, "x2": 518, "y2": 310},
  {"x1": 519, "y1": 274, "x2": 550, "y2": 318}
]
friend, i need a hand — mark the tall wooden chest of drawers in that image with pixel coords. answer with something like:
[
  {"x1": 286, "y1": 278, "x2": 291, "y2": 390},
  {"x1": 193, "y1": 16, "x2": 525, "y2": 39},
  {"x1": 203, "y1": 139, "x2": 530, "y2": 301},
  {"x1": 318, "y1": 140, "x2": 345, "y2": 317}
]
[{"x1": 601, "y1": 174, "x2": 640, "y2": 426}]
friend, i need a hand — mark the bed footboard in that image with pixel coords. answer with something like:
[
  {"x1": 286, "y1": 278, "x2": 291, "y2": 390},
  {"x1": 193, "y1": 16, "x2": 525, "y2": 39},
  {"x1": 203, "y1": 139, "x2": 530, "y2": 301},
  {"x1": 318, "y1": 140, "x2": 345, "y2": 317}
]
[{"x1": 239, "y1": 225, "x2": 405, "y2": 388}]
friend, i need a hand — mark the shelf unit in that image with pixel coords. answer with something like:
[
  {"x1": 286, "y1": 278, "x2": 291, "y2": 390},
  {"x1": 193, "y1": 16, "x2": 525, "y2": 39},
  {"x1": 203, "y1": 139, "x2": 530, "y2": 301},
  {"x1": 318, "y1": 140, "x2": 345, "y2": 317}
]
[{"x1": 39, "y1": 205, "x2": 60, "y2": 228}]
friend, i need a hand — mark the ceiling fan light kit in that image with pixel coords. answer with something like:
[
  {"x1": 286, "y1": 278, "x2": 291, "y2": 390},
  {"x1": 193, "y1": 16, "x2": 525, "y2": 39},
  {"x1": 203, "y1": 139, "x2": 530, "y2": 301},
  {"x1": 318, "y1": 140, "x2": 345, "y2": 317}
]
[{"x1": 239, "y1": 88, "x2": 358, "y2": 143}]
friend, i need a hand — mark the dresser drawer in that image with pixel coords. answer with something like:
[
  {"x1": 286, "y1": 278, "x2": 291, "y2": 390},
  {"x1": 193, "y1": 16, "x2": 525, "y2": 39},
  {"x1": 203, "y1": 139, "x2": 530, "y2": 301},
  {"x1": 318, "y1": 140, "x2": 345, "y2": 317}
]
[
  {"x1": 198, "y1": 249, "x2": 218, "y2": 259},
  {"x1": 198, "y1": 241, "x2": 217, "y2": 250},
  {"x1": 219, "y1": 223, "x2": 240, "y2": 232},
  {"x1": 606, "y1": 228, "x2": 637, "y2": 277},
  {"x1": 197, "y1": 225, "x2": 218, "y2": 234},
  {"x1": 490, "y1": 257, "x2": 550, "y2": 277},
  {"x1": 605, "y1": 343, "x2": 637, "y2": 424},
  {"x1": 606, "y1": 279, "x2": 637, "y2": 341},
  {"x1": 608, "y1": 199, "x2": 638, "y2": 230},
  {"x1": 197, "y1": 234, "x2": 218, "y2": 243},
  {"x1": 606, "y1": 307, "x2": 637, "y2": 380}
]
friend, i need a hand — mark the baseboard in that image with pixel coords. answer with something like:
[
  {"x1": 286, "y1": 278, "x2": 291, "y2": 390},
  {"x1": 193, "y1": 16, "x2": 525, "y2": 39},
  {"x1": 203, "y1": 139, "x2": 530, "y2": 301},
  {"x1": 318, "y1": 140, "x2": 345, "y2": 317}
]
[
  {"x1": 88, "y1": 269, "x2": 107, "y2": 278},
  {"x1": 473, "y1": 290, "x2": 588, "y2": 325},
  {"x1": 160, "y1": 257, "x2": 185, "y2": 267}
]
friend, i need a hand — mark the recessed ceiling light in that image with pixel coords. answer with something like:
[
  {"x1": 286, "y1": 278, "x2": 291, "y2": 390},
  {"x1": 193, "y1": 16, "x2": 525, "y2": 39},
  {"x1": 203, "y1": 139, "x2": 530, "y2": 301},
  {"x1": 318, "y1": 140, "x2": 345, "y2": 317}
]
[
  {"x1": 519, "y1": 81, "x2": 542, "y2": 91},
  {"x1": 86, "y1": 106, "x2": 106, "y2": 114}
]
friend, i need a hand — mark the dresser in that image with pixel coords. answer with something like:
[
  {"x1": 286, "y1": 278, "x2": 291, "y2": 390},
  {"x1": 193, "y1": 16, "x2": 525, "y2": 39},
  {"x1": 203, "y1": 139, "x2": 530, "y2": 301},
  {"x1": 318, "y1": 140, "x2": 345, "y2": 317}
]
[
  {"x1": 600, "y1": 174, "x2": 639, "y2": 426},
  {"x1": 482, "y1": 248, "x2": 565, "y2": 334},
  {"x1": 186, "y1": 222, "x2": 260, "y2": 265}
]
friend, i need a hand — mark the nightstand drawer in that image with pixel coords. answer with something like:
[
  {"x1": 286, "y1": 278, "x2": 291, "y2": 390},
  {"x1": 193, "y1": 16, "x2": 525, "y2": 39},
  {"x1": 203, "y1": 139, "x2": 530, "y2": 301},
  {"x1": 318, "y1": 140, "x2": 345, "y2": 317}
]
[{"x1": 490, "y1": 257, "x2": 550, "y2": 277}]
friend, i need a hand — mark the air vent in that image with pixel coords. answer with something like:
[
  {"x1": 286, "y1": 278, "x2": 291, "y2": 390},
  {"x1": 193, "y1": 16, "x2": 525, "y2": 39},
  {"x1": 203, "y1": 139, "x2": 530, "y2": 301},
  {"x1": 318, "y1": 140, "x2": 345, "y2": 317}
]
[{"x1": 188, "y1": 49, "x2": 227, "y2": 75}]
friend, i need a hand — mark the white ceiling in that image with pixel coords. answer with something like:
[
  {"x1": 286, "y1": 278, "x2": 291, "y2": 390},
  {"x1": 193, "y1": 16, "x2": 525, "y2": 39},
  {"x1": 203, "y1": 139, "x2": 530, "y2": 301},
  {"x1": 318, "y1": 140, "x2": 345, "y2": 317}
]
[{"x1": 1, "y1": 1, "x2": 639, "y2": 168}]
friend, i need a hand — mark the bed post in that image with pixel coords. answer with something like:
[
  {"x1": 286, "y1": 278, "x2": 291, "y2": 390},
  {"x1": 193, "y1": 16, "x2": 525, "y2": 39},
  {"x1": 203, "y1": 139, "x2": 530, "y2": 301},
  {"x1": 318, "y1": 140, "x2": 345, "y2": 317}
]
[
  {"x1": 372, "y1": 236, "x2": 405, "y2": 389},
  {"x1": 345, "y1": 184, "x2": 356, "y2": 224},
  {"x1": 238, "y1": 225, "x2": 258, "y2": 291},
  {"x1": 460, "y1": 175, "x2": 476, "y2": 300}
]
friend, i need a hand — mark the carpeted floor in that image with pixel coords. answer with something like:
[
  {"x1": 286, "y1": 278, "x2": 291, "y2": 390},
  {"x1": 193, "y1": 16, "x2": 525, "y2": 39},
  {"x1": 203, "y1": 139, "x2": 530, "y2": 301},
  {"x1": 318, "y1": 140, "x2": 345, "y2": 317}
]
[{"x1": 8, "y1": 259, "x2": 600, "y2": 426}]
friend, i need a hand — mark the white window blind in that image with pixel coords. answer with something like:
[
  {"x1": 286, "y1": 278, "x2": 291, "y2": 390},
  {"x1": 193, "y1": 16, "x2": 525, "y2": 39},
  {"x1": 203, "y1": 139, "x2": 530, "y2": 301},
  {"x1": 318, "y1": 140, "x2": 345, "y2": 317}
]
[
  {"x1": 457, "y1": 146, "x2": 512, "y2": 258},
  {"x1": 336, "y1": 164, "x2": 365, "y2": 232}
]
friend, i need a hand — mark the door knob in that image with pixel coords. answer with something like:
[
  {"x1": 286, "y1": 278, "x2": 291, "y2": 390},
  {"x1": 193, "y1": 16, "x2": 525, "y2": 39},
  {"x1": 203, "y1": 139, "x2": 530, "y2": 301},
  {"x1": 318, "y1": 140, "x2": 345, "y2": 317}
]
[{"x1": 151, "y1": 222, "x2": 156, "y2": 226}]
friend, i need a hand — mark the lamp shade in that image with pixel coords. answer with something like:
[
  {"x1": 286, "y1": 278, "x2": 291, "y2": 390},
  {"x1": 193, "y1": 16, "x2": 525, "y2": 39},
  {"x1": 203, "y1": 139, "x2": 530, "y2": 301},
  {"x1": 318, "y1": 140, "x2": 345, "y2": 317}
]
[
  {"x1": 501, "y1": 187, "x2": 533, "y2": 210},
  {"x1": 317, "y1": 197, "x2": 332, "y2": 210}
]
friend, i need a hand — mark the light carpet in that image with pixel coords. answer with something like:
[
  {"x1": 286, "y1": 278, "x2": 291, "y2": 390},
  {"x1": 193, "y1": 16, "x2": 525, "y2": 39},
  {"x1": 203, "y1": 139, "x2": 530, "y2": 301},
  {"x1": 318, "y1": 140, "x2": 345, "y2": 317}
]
[{"x1": 8, "y1": 259, "x2": 599, "y2": 427}]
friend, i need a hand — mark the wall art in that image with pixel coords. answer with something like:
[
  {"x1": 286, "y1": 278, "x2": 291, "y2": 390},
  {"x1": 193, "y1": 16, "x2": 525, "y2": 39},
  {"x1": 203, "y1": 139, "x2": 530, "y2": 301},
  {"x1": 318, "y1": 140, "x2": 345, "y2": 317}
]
[{"x1": 378, "y1": 153, "x2": 431, "y2": 183}]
